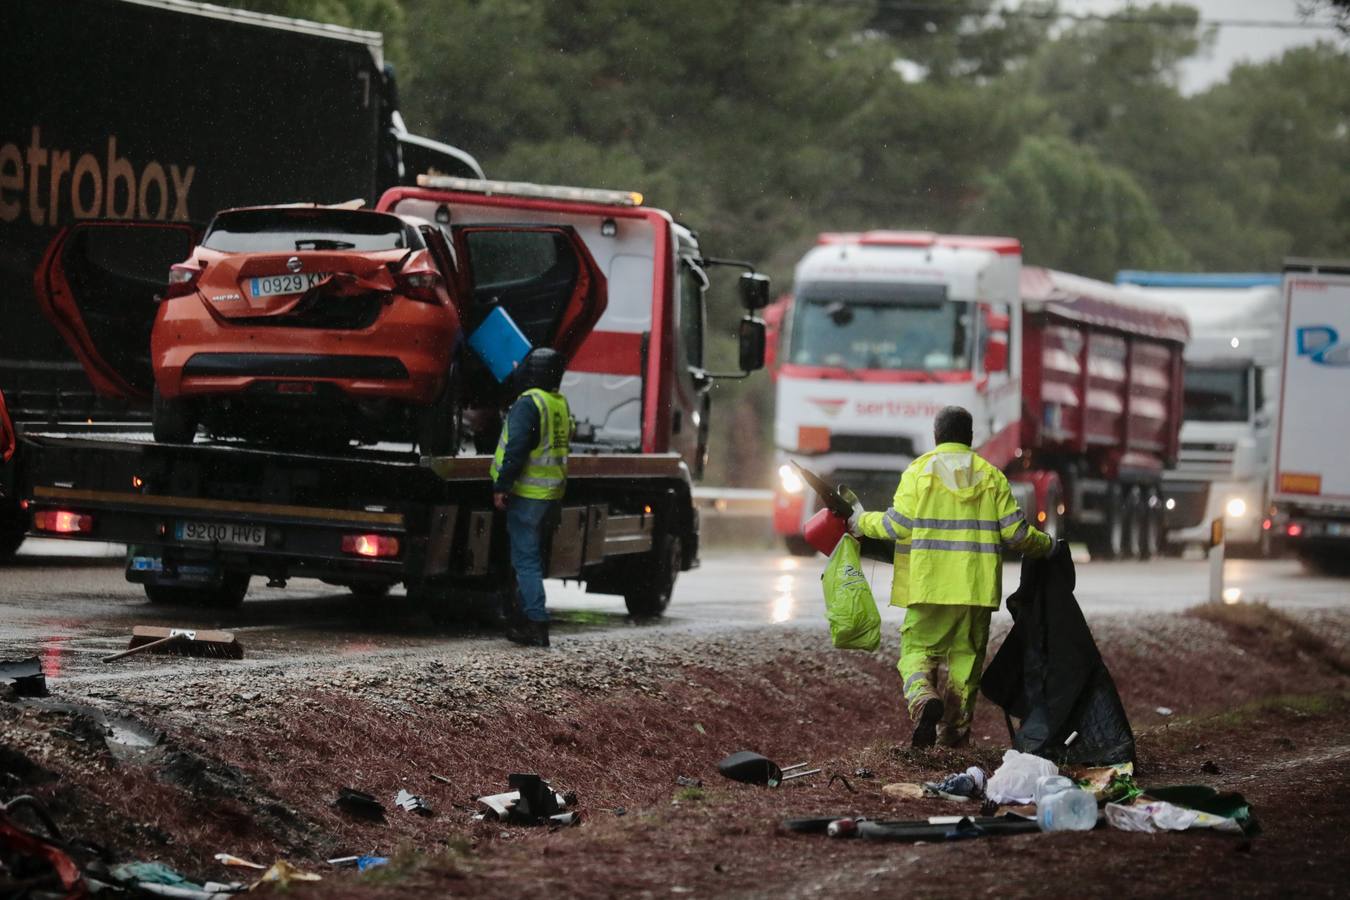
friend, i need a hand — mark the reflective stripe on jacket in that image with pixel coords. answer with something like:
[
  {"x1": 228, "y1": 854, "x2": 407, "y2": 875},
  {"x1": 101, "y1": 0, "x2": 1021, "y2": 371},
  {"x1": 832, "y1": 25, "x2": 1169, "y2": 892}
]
[
  {"x1": 489, "y1": 388, "x2": 571, "y2": 500},
  {"x1": 857, "y1": 442, "x2": 1051, "y2": 609}
]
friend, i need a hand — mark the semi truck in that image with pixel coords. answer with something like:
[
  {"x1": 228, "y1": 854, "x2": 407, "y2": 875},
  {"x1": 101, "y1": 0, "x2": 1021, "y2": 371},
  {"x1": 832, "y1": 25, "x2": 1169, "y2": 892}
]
[
  {"x1": 1267, "y1": 260, "x2": 1350, "y2": 575},
  {"x1": 0, "y1": 177, "x2": 771, "y2": 615},
  {"x1": 768, "y1": 231, "x2": 1189, "y2": 560},
  {"x1": 1, "y1": 0, "x2": 482, "y2": 423},
  {"x1": 1115, "y1": 271, "x2": 1283, "y2": 555},
  {"x1": 1, "y1": 0, "x2": 482, "y2": 557}
]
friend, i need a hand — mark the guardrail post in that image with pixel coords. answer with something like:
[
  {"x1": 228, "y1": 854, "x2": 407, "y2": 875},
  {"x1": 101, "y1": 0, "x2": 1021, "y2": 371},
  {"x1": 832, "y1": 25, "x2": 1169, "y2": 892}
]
[{"x1": 1207, "y1": 516, "x2": 1225, "y2": 603}]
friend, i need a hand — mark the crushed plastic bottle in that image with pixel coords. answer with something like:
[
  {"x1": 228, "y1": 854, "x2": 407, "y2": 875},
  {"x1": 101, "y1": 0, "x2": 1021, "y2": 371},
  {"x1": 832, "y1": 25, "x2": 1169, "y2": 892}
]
[
  {"x1": 1033, "y1": 774, "x2": 1076, "y2": 807},
  {"x1": 1037, "y1": 786, "x2": 1098, "y2": 832}
]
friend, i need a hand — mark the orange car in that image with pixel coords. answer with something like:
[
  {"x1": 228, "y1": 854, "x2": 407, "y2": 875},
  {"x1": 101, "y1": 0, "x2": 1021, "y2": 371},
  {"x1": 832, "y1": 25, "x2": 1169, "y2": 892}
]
[
  {"x1": 150, "y1": 205, "x2": 463, "y2": 450},
  {"x1": 34, "y1": 205, "x2": 606, "y2": 453}
]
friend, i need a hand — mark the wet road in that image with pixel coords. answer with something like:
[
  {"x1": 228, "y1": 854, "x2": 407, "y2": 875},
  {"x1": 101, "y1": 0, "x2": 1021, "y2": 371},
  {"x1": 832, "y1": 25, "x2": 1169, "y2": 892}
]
[{"x1": 1, "y1": 539, "x2": 1346, "y2": 688}]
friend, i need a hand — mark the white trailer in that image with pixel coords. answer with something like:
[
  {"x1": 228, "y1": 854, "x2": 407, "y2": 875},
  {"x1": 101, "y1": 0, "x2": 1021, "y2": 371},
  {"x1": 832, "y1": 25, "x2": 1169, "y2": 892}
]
[{"x1": 1268, "y1": 260, "x2": 1350, "y2": 575}]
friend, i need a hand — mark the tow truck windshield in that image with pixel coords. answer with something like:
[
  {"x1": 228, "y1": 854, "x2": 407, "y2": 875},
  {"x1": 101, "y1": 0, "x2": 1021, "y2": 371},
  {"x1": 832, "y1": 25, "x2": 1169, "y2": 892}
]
[
  {"x1": 202, "y1": 208, "x2": 420, "y2": 253},
  {"x1": 1183, "y1": 365, "x2": 1250, "y2": 422},
  {"x1": 788, "y1": 282, "x2": 971, "y2": 372}
]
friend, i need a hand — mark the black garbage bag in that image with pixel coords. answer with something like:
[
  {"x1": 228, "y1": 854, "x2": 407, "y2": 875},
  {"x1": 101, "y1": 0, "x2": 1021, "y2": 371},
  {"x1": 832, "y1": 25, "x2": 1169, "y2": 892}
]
[{"x1": 981, "y1": 549, "x2": 1135, "y2": 766}]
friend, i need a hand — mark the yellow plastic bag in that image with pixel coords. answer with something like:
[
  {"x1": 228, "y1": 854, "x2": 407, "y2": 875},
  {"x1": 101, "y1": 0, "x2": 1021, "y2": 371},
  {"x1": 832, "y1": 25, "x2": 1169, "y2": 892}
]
[{"x1": 821, "y1": 534, "x2": 881, "y2": 651}]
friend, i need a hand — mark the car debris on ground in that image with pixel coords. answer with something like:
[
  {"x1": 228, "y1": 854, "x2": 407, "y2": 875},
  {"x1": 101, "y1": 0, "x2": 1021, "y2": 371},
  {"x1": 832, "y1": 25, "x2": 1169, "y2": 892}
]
[
  {"x1": 717, "y1": 751, "x2": 821, "y2": 787},
  {"x1": 395, "y1": 788, "x2": 434, "y2": 816},
  {"x1": 335, "y1": 787, "x2": 387, "y2": 822},
  {"x1": 0, "y1": 656, "x2": 47, "y2": 697},
  {"x1": 475, "y1": 774, "x2": 580, "y2": 827}
]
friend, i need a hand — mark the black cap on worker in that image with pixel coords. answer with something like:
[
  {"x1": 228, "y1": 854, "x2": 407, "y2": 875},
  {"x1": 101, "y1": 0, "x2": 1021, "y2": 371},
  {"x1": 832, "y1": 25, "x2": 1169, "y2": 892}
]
[
  {"x1": 934, "y1": 406, "x2": 973, "y2": 446},
  {"x1": 516, "y1": 347, "x2": 566, "y2": 392}
]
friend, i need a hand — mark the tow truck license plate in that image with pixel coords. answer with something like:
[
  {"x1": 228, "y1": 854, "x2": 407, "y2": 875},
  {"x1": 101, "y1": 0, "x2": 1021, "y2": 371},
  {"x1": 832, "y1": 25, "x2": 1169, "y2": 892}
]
[
  {"x1": 249, "y1": 272, "x2": 330, "y2": 298},
  {"x1": 176, "y1": 521, "x2": 266, "y2": 548}
]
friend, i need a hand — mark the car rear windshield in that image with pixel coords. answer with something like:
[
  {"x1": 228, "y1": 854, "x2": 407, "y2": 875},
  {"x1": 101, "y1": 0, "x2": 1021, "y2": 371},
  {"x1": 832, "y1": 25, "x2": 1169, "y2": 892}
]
[{"x1": 201, "y1": 209, "x2": 419, "y2": 253}]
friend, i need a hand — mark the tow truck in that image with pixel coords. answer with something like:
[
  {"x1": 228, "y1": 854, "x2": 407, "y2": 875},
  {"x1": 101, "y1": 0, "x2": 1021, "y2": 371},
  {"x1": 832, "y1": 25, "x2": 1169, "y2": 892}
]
[{"x1": 0, "y1": 178, "x2": 770, "y2": 619}]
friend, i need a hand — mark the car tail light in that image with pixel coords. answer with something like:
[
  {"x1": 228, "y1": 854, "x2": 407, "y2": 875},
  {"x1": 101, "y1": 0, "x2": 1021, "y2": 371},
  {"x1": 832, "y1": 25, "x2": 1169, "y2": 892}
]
[
  {"x1": 33, "y1": 509, "x2": 93, "y2": 535},
  {"x1": 164, "y1": 263, "x2": 203, "y2": 300},
  {"x1": 396, "y1": 270, "x2": 442, "y2": 304},
  {"x1": 1286, "y1": 523, "x2": 1303, "y2": 537},
  {"x1": 341, "y1": 533, "x2": 401, "y2": 558}
]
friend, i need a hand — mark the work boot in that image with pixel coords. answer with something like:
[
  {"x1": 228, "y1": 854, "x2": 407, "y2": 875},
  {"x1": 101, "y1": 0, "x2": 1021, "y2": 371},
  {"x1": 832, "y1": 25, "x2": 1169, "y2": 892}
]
[
  {"x1": 911, "y1": 698, "x2": 944, "y2": 748},
  {"x1": 506, "y1": 620, "x2": 550, "y2": 648}
]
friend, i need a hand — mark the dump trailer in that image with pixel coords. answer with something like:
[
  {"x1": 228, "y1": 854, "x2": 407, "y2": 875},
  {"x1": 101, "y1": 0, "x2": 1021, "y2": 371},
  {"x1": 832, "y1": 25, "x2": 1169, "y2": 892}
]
[
  {"x1": 1, "y1": 179, "x2": 770, "y2": 615},
  {"x1": 1, "y1": 0, "x2": 482, "y2": 556},
  {"x1": 1267, "y1": 259, "x2": 1350, "y2": 575},
  {"x1": 769, "y1": 232, "x2": 1189, "y2": 560}
]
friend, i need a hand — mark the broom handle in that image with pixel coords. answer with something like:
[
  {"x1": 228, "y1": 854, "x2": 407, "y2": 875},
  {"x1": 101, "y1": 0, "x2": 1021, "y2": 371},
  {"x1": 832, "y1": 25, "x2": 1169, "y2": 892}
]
[{"x1": 101, "y1": 633, "x2": 185, "y2": 663}]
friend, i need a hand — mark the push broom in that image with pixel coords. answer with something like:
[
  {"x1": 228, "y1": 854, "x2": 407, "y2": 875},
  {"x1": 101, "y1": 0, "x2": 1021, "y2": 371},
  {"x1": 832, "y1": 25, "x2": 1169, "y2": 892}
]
[{"x1": 101, "y1": 626, "x2": 244, "y2": 663}]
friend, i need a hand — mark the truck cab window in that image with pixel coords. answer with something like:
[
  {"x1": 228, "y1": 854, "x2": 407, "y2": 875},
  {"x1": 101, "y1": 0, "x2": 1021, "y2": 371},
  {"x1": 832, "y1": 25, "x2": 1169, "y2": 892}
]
[{"x1": 679, "y1": 260, "x2": 707, "y2": 369}]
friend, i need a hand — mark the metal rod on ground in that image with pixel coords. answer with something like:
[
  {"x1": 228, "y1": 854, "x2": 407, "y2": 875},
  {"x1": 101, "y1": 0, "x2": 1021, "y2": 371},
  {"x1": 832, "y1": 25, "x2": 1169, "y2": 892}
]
[{"x1": 1207, "y1": 517, "x2": 1226, "y2": 603}]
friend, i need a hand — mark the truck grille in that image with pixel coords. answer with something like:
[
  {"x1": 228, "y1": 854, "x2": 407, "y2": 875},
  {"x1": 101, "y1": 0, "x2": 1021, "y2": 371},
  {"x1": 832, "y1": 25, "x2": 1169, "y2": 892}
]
[
  {"x1": 1176, "y1": 441, "x2": 1235, "y2": 480},
  {"x1": 1164, "y1": 481, "x2": 1210, "y2": 530},
  {"x1": 829, "y1": 434, "x2": 916, "y2": 456}
]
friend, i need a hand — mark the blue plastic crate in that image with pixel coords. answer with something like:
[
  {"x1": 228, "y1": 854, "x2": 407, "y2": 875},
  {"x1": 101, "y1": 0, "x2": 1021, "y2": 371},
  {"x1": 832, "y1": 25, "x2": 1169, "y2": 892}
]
[{"x1": 468, "y1": 307, "x2": 533, "y2": 382}]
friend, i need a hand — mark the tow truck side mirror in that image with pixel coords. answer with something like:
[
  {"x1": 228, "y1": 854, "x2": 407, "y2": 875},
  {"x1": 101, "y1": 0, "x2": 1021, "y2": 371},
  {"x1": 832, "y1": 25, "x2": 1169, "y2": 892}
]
[
  {"x1": 739, "y1": 318, "x2": 767, "y2": 372},
  {"x1": 739, "y1": 272, "x2": 771, "y2": 311}
]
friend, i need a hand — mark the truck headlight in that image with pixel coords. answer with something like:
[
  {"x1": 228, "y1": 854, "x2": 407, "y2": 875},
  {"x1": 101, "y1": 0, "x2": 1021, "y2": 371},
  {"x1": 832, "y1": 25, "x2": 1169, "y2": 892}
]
[
  {"x1": 1225, "y1": 497, "x2": 1248, "y2": 519},
  {"x1": 778, "y1": 464, "x2": 805, "y2": 495}
]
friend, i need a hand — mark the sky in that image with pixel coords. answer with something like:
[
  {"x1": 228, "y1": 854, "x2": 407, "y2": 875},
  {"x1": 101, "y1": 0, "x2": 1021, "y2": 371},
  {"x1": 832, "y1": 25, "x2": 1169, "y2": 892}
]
[{"x1": 1045, "y1": 0, "x2": 1344, "y2": 93}]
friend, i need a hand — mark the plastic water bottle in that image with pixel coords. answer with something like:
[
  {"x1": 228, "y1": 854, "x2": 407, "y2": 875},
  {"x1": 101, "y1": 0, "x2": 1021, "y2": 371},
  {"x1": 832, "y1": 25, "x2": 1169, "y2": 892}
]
[
  {"x1": 1033, "y1": 774, "x2": 1076, "y2": 807},
  {"x1": 1037, "y1": 787, "x2": 1098, "y2": 832}
]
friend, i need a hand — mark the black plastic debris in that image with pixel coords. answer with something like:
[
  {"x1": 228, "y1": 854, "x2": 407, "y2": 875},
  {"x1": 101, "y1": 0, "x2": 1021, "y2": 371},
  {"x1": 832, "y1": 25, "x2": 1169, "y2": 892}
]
[
  {"x1": 858, "y1": 814, "x2": 1039, "y2": 842},
  {"x1": 718, "y1": 752, "x2": 820, "y2": 787},
  {"x1": 475, "y1": 775, "x2": 579, "y2": 827},
  {"x1": 335, "y1": 788, "x2": 386, "y2": 822},
  {"x1": 783, "y1": 815, "x2": 862, "y2": 835},
  {"x1": 0, "y1": 657, "x2": 47, "y2": 698},
  {"x1": 395, "y1": 789, "x2": 434, "y2": 817}
]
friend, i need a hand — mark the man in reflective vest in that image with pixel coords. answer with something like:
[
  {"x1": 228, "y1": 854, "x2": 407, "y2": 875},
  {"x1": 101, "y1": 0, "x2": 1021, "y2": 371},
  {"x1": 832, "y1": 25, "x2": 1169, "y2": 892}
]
[
  {"x1": 490, "y1": 348, "x2": 572, "y2": 648},
  {"x1": 848, "y1": 406, "x2": 1060, "y2": 748}
]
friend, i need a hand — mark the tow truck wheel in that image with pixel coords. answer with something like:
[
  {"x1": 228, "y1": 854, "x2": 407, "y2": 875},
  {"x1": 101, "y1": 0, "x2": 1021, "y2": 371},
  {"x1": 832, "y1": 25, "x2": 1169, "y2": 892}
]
[
  {"x1": 143, "y1": 574, "x2": 248, "y2": 608},
  {"x1": 624, "y1": 534, "x2": 680, "y2": 619},
  {"x1": 152, "y1": 387, "x2": 198, "y2": 444}
]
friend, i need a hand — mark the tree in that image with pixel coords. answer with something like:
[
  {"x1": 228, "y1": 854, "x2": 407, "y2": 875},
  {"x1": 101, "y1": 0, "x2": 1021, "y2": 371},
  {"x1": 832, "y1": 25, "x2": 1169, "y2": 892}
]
[{"x1": 968, "y1": 135, "x2": 1185, "y2": 279}]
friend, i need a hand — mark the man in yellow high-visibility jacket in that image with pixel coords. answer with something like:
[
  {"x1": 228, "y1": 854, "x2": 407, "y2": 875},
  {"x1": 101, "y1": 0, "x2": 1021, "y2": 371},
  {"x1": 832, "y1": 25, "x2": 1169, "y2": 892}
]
[
  {"x1": 491, "y1": 348, "x2": 572, "y2": 648},
  {"x1": 849, "y1": 406, "x2": 1058, "y2": 748}
]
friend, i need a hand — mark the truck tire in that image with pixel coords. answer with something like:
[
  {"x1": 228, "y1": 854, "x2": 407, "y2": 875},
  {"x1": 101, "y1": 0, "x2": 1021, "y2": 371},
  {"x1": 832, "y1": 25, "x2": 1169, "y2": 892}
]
[
  {"x1": 624, "y1": 534, "x2": 680, "y2": 619},
  {"x1": 1138, "y1": 490, "x2": 1163, "y2": 560},
  {"x1": 144, "y1": 573, "x2": 249, "y2": 608},
  {"x1": 784, "y1": 534, "x2": 815, "y2": 557},
  {"x1": 417, "y1": 365, "x2": 461, "y2": 456},
  {"x1": 152, "y1": 387, "x2": 198, "y2": 444},
  {"x1": 1086, "y1": 488, "x2": 1124, "y2": 561},
  {"x1": 1120, "y1": 489, "x2": 1143, "y2": 560}
]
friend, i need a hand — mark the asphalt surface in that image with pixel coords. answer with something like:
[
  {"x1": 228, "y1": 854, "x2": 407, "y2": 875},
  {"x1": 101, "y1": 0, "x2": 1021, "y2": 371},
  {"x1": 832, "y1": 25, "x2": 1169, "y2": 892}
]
[{"x1": 1, "y1": 537, "x2": 1347, "y2": 691}]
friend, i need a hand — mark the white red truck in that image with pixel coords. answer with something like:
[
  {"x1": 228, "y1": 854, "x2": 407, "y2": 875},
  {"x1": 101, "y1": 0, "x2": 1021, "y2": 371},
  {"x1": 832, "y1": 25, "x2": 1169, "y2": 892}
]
[
  {"x1": 768, "y1": 231, "x2": 1189, "y2": 560},
  {"x1": 1267, "y1": 259, "x2": 1350, "y2": 575},
  {"x1": 0, "y1": 179, "x2": 770, "y2": 618}
]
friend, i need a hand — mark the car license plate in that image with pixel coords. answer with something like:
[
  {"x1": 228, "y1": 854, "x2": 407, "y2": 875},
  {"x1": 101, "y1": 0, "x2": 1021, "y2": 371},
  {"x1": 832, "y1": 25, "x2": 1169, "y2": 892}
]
[
  {"x1": 248, "y1": 272, "x2": 331, "y2": 298},
  {"x1": 176, "y1": 520, "x2": 266, "y2": 548}
]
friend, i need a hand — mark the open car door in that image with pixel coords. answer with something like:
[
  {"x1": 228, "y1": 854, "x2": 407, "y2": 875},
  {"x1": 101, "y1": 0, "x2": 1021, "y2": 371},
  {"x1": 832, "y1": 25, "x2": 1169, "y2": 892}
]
[
  {"x1": 34, "y1": 222, "x2": 197, "y2": 402},
  {"x1": 449, "y1": 224, "x2": 607, "y2": 365}
]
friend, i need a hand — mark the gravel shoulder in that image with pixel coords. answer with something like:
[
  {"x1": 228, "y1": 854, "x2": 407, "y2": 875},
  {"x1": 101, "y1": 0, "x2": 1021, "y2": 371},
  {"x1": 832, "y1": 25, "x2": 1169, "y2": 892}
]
[{"x1": 2, "y1": 603, "x2": 1348, "y2": 897}]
